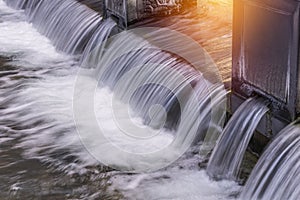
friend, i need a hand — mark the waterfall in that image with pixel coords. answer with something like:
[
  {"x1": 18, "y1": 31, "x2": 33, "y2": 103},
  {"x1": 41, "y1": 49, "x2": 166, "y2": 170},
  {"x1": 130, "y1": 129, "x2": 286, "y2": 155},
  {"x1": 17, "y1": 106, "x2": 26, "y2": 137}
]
[
  {"x1": 240, "y1": 123, "x2": 300, "y2": 200},
  {"x1": 89, "y1": 27, "x2": 226, "y2": 137},
  {"x1": 4, "y1": 0, "x2": 227, "y2": 171},
  {"x1": 73, "y1": 26, "x2": 227, "y2": 171},
  {"x1": 81, "y1": 17, "x2": 116, "y2": 68},
  {"x1": 4, "y1": 0, "x2": 107, "y2": 55},
  {"x1": 206, "y1": 98, "x2": 269, "y2": 180},
  {"x1": 0, "y1": 0, "x2": 245, "y2": 198}
]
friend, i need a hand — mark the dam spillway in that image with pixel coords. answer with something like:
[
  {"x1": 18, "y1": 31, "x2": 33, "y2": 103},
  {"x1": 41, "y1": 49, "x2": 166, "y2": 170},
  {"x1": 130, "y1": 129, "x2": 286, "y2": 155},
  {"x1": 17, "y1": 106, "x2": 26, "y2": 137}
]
[{"x1": 1, "y1": 0, "x2": 300, "y2": 199}]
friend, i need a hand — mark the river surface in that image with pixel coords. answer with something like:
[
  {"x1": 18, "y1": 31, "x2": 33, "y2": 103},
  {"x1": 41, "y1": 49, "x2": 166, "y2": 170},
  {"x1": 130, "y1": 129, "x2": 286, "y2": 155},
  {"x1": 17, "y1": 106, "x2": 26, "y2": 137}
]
[{"x1": 0, "y1": 0, "x2": 241, "y2": 199}]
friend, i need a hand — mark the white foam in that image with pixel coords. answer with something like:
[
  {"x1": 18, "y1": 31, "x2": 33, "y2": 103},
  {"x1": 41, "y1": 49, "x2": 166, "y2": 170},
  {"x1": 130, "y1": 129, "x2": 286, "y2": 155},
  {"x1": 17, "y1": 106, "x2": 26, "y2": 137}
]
[
  {"x1": 0, "y1": 21, "x2": 70, "y2": 65},
  {"x1": 15, "y1": 71, "x2": 175, "y2": 170},
  {"x1": 0, "y1": 0, "x2": 23, "y2": 21},
  {"x1": 0, "y1": 1, "x2": 240, "y2": 199},
  {"x1": 112, "y1": 169, "x2": 240, "y2": 200},
  {"x1": 0, "y1": 0, "x2": 71, "y2": 66}
]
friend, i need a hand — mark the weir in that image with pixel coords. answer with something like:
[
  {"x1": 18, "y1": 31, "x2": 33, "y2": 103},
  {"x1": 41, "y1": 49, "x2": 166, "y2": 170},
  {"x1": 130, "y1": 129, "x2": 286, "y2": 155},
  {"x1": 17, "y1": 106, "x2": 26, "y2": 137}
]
[
  {"x1": 3, "y1": 0, "x2": 300, "y2": 198},
  {"x1": 7, "y1": 0, "x2": 299, "y2": 143},
  {"x1": 100, "y1": 0, "x2": 300, "y2": 141}
]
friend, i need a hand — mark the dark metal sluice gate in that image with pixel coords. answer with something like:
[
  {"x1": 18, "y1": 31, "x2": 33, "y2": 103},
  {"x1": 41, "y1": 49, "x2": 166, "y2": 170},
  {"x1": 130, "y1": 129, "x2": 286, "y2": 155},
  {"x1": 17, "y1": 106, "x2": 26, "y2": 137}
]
[{"x1": 231, "y1": 0, "x2": 300, "y2": 138}]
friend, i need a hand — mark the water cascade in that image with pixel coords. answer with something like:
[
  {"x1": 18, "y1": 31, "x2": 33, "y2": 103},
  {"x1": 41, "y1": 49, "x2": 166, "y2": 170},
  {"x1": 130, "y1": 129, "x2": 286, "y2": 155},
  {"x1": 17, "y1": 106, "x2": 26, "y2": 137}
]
[
  {"x1": 0, "y1": 0, "x2": 252, "y2": 198},
  {"x1": 73, "y1": 26, "x2": 227, "y2": 171},
  {"x1": 4, "y1": 0, "x2": 106, "y2": 55},
  {"x1": 207, "y1": 98, "x2": 269, "y2": 180},
  {"x1": 3, "y1": 0, "x2": 300, "y2": 199},
  {"x1": 3, "y1": 0, "x2": 227, "y2": 171},
  {"x1": 240, "y1": 123, "x2": 300, "y2": 200}
]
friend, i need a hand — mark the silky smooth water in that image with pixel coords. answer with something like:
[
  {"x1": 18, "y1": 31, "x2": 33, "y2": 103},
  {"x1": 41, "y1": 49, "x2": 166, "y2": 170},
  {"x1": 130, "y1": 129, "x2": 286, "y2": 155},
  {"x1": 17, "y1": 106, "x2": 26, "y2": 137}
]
[
  {"x1": 1, "y1": 1, "x2": 295, "y2": 199},
  {"x1": 0, "y1": 0, "x2": 240, "y2": 199},
  {"x1": 207, "y1": 98, "x2": 269, "y2": 180},
  {"x1": 240, "y1": 123, "x2": 300, "y2": 200}
]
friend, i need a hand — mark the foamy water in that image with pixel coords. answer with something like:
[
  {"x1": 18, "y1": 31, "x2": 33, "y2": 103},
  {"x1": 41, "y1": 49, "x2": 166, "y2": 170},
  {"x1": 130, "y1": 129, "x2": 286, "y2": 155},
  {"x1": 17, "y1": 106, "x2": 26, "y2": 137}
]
[
  {"x1": 0, "y1": 0, "x2": 240, "y2": 199},
  {"x1": 112, "y1": 170, "x2": 239, "y2": 200}
]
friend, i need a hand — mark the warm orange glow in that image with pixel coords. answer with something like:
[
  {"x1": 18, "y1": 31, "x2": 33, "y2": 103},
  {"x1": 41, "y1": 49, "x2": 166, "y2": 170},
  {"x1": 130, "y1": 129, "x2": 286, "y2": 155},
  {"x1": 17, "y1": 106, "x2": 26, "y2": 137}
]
[
  {"x1": 207, "y1": 0, "x2": 233, "y2": 4},
  {"x1": 197, "y1": 0, "x2": 233, "y2": 21},
  {"x1": 197, "y1": 0, "x2": 233, "y2": 6},
  {"x1": 194, "y1": 0, "x2": 233, "y2": 82}
]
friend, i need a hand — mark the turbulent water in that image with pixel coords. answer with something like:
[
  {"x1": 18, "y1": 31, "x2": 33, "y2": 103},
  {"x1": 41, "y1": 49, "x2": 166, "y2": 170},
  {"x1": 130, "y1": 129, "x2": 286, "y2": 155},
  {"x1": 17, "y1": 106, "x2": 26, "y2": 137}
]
[{"x1": 0, "y1": 0, "x2": 242, "y2": 199}]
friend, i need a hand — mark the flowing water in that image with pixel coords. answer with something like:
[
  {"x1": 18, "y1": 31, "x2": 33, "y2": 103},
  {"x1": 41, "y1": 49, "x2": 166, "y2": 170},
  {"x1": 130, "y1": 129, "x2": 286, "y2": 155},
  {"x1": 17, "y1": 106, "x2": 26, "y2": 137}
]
[
  {"x1": 240, "y1": 123, "x2": 300, "y2": 200},
  {"x1": 206, "y1": 98, "x2": 269, "y2": 181},
  {"x1": 0, "y1": 0, "x2": 247, "y2": 199}
]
